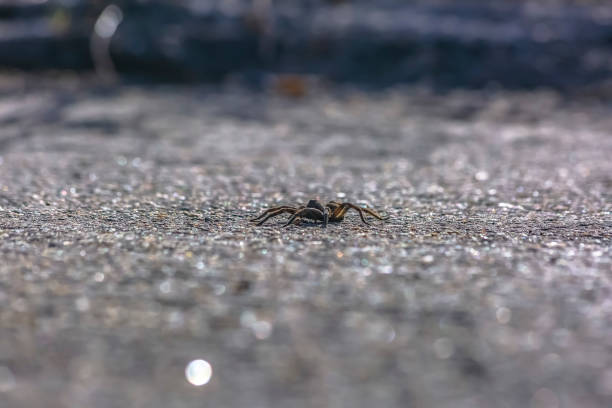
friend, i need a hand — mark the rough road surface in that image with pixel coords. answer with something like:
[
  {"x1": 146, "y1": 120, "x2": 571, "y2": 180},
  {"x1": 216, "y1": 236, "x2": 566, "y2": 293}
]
[{"x1": 0, "y1": 76, "x2": 611, "y2": 408}]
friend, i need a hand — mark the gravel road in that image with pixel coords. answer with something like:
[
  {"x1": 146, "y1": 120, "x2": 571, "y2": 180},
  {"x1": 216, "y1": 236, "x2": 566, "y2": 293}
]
[{"x1": 0, "y1": 75, "x2": 611, "y2": 408}]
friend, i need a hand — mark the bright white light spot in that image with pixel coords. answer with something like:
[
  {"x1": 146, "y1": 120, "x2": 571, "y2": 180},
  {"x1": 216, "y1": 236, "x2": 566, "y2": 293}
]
[
  {"x1": 94, "y1": 5, "x2": 123, "y2": 39},
  {"x1": 185, "y1": 359, "x2": 212, "y2": 386},
  {"x1": 475, "y1": 170, "x2": 489, "y2": 181},
  {"x1": 421, "y1": 255, "x2": 434, "y2": 264}
]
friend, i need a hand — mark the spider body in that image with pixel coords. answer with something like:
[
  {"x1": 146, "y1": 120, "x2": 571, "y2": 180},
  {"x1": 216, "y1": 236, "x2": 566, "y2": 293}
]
[{"x1": 250, "y1": 199, "x2": 388, "y2": 228}]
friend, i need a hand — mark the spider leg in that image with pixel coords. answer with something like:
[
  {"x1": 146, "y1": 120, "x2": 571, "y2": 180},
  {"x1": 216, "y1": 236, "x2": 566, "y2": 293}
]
[
  {"x1": 361, "y1": 207, "x2": 389, "y2": 220},
  {"x1": 325, "y1": 202, "x2": 341, "y2": 222},
  {"x1": 256, "y1": 208, "x2": 299, "y2": 226},
  {"x1": 250, "y1": 206, "x2": 296, "y2": 222},
  {"x1": 326, "y1": 201, "x2": 340, "y2": 212},
  {"x1": 336, "y1": 203, "x2": 370, "y2": 225},
  {"x1": 331, "y1": 204, "x2": 348, "y2": 219},
  {"x1": 284, "y1": 208, "x2": 326, "y2": 228}
]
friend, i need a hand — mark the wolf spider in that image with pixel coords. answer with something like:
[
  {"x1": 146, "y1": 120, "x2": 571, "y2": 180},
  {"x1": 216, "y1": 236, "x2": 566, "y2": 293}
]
[{"x1": 250, "y1": 199, "x2": 388, "y2": 228}]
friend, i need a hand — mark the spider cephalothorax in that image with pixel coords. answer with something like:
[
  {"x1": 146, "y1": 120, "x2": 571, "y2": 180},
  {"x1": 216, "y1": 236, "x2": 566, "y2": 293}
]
[{"x1": 250, "y1": 199, "x2": 388, "y2": 228}]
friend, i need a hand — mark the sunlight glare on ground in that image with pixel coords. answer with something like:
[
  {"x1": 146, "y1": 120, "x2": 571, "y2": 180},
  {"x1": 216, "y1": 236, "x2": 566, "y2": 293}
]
[{"x1": 185, "y1": 359, "x2": 213, "y2": 386}]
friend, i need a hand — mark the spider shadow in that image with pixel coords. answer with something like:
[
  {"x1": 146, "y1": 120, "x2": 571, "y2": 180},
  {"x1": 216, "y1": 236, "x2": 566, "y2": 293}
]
[
  {"x1": 265, "y1": 220, "x2": 385, "y2": 230},
  {"x1": 251, "y1": 218, "x2": 332, "y2": 229},
  {"x1": 280, "y1": 220, "x2": 330, "y2": 229}
]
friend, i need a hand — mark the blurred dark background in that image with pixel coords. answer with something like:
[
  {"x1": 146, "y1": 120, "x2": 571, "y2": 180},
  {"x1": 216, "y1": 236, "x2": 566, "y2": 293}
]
[{"x1": 1, "y1": 0, "x2": 612, "y2": 89}]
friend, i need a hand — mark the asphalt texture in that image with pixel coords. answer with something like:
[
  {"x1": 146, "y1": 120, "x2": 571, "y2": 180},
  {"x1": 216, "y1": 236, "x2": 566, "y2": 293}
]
[{"x1": 0, "y1": 76, "x2": 611, "y2": 408}]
